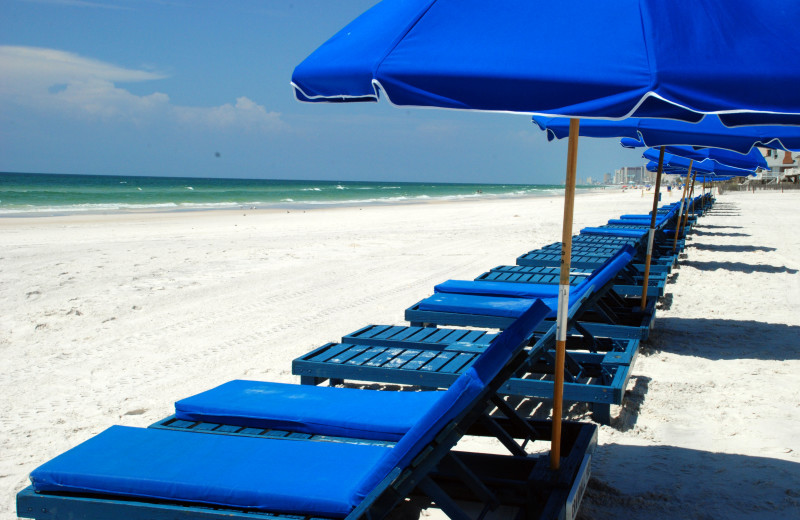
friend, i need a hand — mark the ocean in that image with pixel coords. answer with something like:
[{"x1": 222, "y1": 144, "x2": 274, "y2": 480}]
[{"x1": 0, "y1": 172, "x2": 588, "y2": 216}]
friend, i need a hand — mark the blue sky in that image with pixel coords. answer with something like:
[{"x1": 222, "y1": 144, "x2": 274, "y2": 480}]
[{"x1": 0, "y1": 0, "x2": 644, "y2": 183}]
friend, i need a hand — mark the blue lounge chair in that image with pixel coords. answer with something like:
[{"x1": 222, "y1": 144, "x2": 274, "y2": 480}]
[
  {"x1": 17, "y1": 300, "x2": 597, "y2": 520},
  {"x1": 291, "y1": 296, "x2": 638, "y2": 424},
  {"x1": 577, "y1": 227, "x2": 679, "y2": 267},
  {"x1": 446, "y1": 238, "x2": 668, "y2": 298},
  {"x1": 614, "y1": 203, "x2": 682, "y2": 227},
  {"x1": 406, "y1": 246, "x2": 657, "y2": 340},
  {"x1": 518, "y1": 240, "x2": 673, "y2": 275},
  {"x1": 603, "y1": 205, "x2": 686, "y2": 250},
  {"x1": 479, "y1": 263, "x2": 667, "y2": 298}
]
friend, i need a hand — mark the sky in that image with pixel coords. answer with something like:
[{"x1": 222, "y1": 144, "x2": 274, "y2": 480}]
[{"x1": 0, "y1": 0, "x2": 646, "y2": 184}]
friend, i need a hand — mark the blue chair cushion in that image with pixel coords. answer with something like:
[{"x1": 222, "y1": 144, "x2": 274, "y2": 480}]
[
  {"x1": 580, "y1": 227, "x2": 648, "y2": 238},
  {"x1": 428, "y1": 246, "x2": 634, "y2": 318},
  {"x1": 419, "y1": 292, "x2": 545, "y2": 318},
  {"x1": 434, "y1": 279, "x2": 560, "y2": 298},
  {"x1": 29, "y1": 425, "x2": 391, "y2": 517},
  {"x1": 175, "y1": 380, "x2": 445, "y2": 441},
  {"x1": 607, "y1": 218, "x2": 666, "y2": 226}
]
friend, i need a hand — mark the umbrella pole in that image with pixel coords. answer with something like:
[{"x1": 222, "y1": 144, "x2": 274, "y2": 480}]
[
  {"x1": 551, "y1": 117, "x2": 579, "y2": 471},
  {"x1": 672, "y1": 161, "x2": 693, "y2": 253},
  {"x1": 639, "y1": 146, "x2": 665, "y2": 311},
  {"x1": 681, "y1": 171, "x2": 698, "y2": 234}
]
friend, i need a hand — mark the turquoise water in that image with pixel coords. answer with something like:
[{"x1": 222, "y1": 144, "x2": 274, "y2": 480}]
[{"x1": 0, "y1": 172, "x2": 581, "y2": 216}]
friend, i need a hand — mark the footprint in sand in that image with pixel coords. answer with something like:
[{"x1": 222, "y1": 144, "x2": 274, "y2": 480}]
[{"x1": 26, "y1": 290, "x2": 42, "y2": 300}]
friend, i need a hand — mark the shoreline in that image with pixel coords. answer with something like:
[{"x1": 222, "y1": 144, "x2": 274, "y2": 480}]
[{"x1": 0, "y1": 185, "x2": 609, "y2": 219}]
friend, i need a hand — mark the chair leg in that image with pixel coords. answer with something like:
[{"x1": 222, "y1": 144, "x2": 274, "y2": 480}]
[
  {"x1": 299, "y1": 375, "x2": 326, "y2": 386},
  {"x1": 591, "y1": 403, "x2": 611, "y2": 425}
]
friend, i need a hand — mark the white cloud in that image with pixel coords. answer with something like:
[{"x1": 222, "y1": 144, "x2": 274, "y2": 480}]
[
  {"x1": 174, "y1": 96, "x2": 283, "y2": 131},
  {"x1": 0, "y1": 45, "x2": 282, "y2": 131},
  {"x1": 0, "y1": 46, "x2": 164, "y2": 90}
]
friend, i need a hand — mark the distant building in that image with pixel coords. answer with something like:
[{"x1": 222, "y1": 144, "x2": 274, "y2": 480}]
[
  {"x1": 603, "y1": 173, "x2": 613, "y2": 184},
  {"x1": 614, "y1": 166, "x2": 655, "y2": 185},
  {"x1": 759, "y1": 148, "x2": 799, "y2": 183}
]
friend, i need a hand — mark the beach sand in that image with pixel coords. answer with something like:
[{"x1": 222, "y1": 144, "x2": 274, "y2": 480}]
[{"x1": 1, "y1": 189, "x2": 798, "y2": 519}]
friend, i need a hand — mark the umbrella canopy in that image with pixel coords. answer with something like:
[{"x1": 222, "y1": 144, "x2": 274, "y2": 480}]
[
  {"x1": 642, "y1": 148, "x2": 758, "y2": 177},
  {"x1": 293, "y1": 0, "x2": 800, "y2": 124},
  {"x1": 619, "y1": 138, "x2": 768, "y2": 171},
  {"x1": 646, "y1": 162, "x2": 737, "y2": 182},
  {"x1": 533, "y1": 115, "x2": 800, "y2": 153}
]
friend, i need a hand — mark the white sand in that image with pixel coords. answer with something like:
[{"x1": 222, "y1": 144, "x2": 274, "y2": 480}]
[{"x1": 1, "y1": 189, "x2": 798, "y2": 519}]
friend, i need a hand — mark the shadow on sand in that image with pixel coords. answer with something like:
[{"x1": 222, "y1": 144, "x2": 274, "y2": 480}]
[
  {"x1": 688, "y1": 242, "x2": 777, "y2": 253},
  {"x1": 692, "y1": 224, "x2": 744, "y2": 230},
  {"x1": 580, "y1": 444, "x2": 800, "y2": 520},
  {"x1": 681, "y1": 259, "x2": 798, "y2": 274},
  {"x1": 701, "y1": 212, "x2": 741, "y2": 217},
  {"x1": 689, "y1": 229, "x2": 749, "y2": 237},
  {"x1": 645, "y1": 317, "x2": 800, "y2": 361}
]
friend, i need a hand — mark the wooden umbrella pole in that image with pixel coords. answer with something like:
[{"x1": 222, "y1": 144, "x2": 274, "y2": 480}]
[
  {"x1": 640, "y1": 146, "x2": 664, "y2": 311},
  {"x1": 551, "y1": 117, "x2": 579, "y2": 471},
  {"x1": 680, "y1": 172, "x2": 697, "y2": 245},
  {"x1": 681, "y1": 171, "x2": 698, "y2": 234},
  {"x1": 672, "y1": 160, "x2": 693, "y2": 253}
]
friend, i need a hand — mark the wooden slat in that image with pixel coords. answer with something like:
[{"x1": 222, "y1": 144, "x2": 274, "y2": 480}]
[
  {"x1": 405, "y1": 327, "x2": 441, "y2": 342},
  {"x1": 459, "y1": 330, "x2": 493, "y2": 345},
  {"x1": 363, "y1": 347, "x2": 404, "y2": 367},
  {"x1": 346, "y1": 347, "x2": 387, "y2": 366},
  {"x1": 391, "y1": 326, "x2": 424, "y2": 341},
  {"x1": 384, "y1": 350, "x2": 424, "y2": 369},
  {"x1": 417, "y1": 352, "x2": 458, "y2": 372},
  {"x1": 373, "y1": 326, "x2": 408, "y2": 340},
  {"x1": 439, "y1": 353, "x2": 476, "y2": 374},
  {"x1": 427, "y1": 328, "x2": 462, "y2": 344},
  {"x1": 356, "y1": 324, "x2": 391, "y2": 339},
  {"x1": 305, "y1": 342, "x2": 351, "y2": 362},
  {"x1": 402, "y1": 350, "x2": 438, "y2": 370},
  {"x1": 328, "y1": 344, "x2": 369, "y2": 364}
]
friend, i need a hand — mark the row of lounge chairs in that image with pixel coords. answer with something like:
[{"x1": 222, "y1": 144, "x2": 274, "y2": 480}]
[
  {"x1": 17, "y1": 193, "x2": 714, "y2": 520},
  {"x1": 294, "y1": 195, "x2": 712, "y2": 424}
]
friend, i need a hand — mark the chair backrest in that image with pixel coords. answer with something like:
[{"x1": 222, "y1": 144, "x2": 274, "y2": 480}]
[
  {"x1": 350, "y1": 299, "x2": 553, "y2": 502},
  {"x1": 579, "y1": 244, "x2": 635, "y2": 287}
]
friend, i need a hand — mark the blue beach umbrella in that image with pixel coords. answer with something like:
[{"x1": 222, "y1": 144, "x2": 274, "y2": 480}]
[
  {"x1": 533, "y1": 115, "x2": 800, "y2": 153},
  {"x1": 532, "y1": 114, "x2": 784, "y2": 276},
  {"x1": 619, "y1": 138, "x2": 769, "y2": 171},
  {"x1": 646, "y1": 163, "x2": 734, "y2": 183},
  {"x1": 292, "y1": 0, "x2": 800, "y2": 471},
  {"x1": 293, "y1": 0, "x2": 800, "y2": 123},
  {"x1": 646, "y1": 161, "x2": 746, "y2": 178},
  {"x1": 642, "y1": 148, "x2": 759, "y2": 177},
  {"x1": 639, "y1": 148, "x2": 759, "y2": 243},
  {"x1": 646, "y1": 162, "x2": 736, "y2": 214}
]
